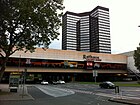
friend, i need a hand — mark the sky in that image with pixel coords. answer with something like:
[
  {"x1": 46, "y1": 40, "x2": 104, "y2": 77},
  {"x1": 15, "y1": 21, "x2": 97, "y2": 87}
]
[{"x1": 49, "y1": 0, "x2": 140, "y2": 54}]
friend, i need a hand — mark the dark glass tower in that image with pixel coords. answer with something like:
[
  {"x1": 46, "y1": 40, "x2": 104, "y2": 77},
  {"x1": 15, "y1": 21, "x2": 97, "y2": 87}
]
[{"x1": 62, "y1": 6, "x2": 111, "y2": 53}]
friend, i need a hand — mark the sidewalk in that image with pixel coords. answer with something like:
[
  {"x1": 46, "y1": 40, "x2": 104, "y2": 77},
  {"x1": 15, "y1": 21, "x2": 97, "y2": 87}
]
[
  {"x1": 0, "y1": 84, "x2": 34, "y2": 101},
  {"x1": 98, "y1": 92, "x2": 140, "y2": 105},
  {"x1": 109, "y1": 97, "x2": 140, "y2": 105}
]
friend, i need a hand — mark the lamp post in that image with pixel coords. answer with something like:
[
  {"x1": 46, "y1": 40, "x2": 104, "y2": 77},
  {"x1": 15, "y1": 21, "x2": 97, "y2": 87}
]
[{"x1": 22, "y1": 58, "x2": 30, "y2": 98}]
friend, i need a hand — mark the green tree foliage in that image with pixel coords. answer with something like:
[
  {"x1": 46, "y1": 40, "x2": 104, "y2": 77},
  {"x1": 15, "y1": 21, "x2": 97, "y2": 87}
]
[
  {"x1": 0, "y1": 0, "x2": 64, "y2": 81},
  {"x1": 134, "y1": 43, "x2": 140, "y2": 71}
]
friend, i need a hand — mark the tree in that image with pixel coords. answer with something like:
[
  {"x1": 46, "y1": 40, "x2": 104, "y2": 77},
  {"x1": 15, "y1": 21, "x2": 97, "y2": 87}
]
[
  {"x1": 134, "y1": 43, "x2": 140, "y2": 71},
  {"x1": 0, "y1": 0, "x2": 64, "y2": 81}
]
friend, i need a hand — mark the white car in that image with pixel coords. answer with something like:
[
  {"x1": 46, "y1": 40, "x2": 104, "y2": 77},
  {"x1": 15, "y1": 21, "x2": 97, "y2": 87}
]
[
  {"x1": 57, "y1": 80, "x2": 65, "y2": 84},
  {"x1": 41, "y1": 80, "x2": 49, "y2": 85}
]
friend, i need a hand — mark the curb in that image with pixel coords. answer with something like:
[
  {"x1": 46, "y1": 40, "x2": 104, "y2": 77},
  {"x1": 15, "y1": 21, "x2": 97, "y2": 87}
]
[{"x1": 108, "y1": 98, "x2": 140, "y2": 105}]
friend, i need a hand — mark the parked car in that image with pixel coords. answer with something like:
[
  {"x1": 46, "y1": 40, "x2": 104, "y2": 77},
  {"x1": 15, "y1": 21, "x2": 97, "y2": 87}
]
[
  {"x1": 41, "y1": 80, "x2": 49, "y2": 85},
  {"x1": 99, "y1": 81, "x2": 115, "y2": 89},
  {"x1": 56, "y1": 80, "x2": 65, "y2": 84}
]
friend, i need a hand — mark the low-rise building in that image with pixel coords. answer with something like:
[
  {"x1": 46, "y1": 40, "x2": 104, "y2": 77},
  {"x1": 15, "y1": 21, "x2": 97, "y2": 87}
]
[{"x1": 1, "y1": 48, "x2": 128, "y2": 83}]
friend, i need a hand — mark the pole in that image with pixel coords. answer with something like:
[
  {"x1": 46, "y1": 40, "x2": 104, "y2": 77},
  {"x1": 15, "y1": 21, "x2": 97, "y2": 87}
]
[
  {"x1": 93, "y1": 70, "x2": 97, "y2": 83},
  {"x1": 95, "y1": 76, "x2": 96, "y2": 83},
  {"x1": 22, "y1": 74, "x2": 24, "y2": 98},
  {"x1": 22, "y1": 68, "x2": 27, "y2": 98}
]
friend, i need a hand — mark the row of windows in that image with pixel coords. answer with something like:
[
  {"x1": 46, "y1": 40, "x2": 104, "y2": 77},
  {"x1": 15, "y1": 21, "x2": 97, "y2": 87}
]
[
  {"x1": 67, "y1": 14, "x2": 80, "y2": 20},
  {"x1": 80, "y1": 35, "x2": 90, "y2": 38},
  {"x1": 67, "y1": 27, "x2": 76, "y2": 31},
  {"x1": 67, "y1": 32, "x2": 76, "y2": 35},
  {"x1": 67, "y1": 37, "x2": 77, "y2": 41},
  {"x1": 98, "y1": 15, "x2": 109, "y2": 20},
  {"x1": 80, "y1": 20, "x2": 89, "y2": 23},
  {"x1": 80, "y1": 44, "x2": 90, "y2": 47},
  {"x1": 67, "y1": 19, "x2": 78, "y2": 23},
  {"x1": 80, "y1": 27, "x2": 90, "y2": 31},
  {"x1": 99, "y1": 28, "x2": 110, "y2": 33},
  {"x1": 98, "y1": 15, "x2": 109, "y2": 19},
  {"x1": 67, "y1": 22, "x2": 76, "y2": 27},
  {"x1": 98, "y1": 18, "x2": 110, "y2": 23},
  {"x1": 98, "y1": 9, "x2": 109, "y2": 14},
  {"x1": 99, "y1": 30, "x2": 110, "y2": 34},
  {"x1": 67, "y1": 17, "x2": 78, "y2": 21},
  {"x1": 99, "y1": 29, "x2": 110, "y2": 33},
  {"x1": 98, "y1": 22, "x2": 109, "y2": 27},
  {"x1": 90, "y1": 9, "x2": 109, "y2": 18},
  {"x1": 99, "y1": 44, "x2": 111, "y2": 48},
  {"x1": 80, "y1": 25, "x2": 89, "y2": 29},
  {"x1": 80, "y1": 39, "x2": 90, "y2": 42},
  {"x1": 99, "y1": 35, "x2": 110, "y2": 39},
  {"x1": 99, "y1": 45, "x2": 111, "y2": 49},
  {"x1": 99, "y1": 39, "x2": 110, "y2": 43},
  {"x1": 80, "y1": 46, "x2": 90, "y2": 49},
  {"x1": 99, "y1": 38, "x2": 110, "y2": 42},
  {"x1": 98, "y1": 20, "x2": 110, "y2": 25},
  {"x1": 99, "y1": 25, "x2": 110, "y2": 29},
  {"x1": 80, "y1": 15, "x2": 89, "y2": 18},
  {"x1": 66, "y1": 25, "x2": 76, "y2": 30},
  {"x1": 80, "y1": 22, "x2": 89, "y2": 26},
  {"x1": 80, "y1": 26, "x2": 89, "y2": 30},
  {"x1": 67, "y1": 35, "x2": 76, "y2": 38},
  {"x1": 67, "y1": 42, "x2": 77, "y2": 45},
  {"x1": 80, "y1": 31, "x2": 89, "y2": 36},
  {"x1": 99, "y1": 26, "x2": 110, "y2": 30},
  {"x1": 67, "y1": 29, "x2": 76, "y2": 33},
  {"x1": 98, "y1": 13, "x2": 109, "y2": 18},
  {"x1": 99, "y1": 42, "x2": 110, "y2": 45},
  {"x1": 67, "y1": 46, "x2": 77, "y2": 49},
  {"x1": 99, "y1": 50, "x2": 111, "y2": 53}
]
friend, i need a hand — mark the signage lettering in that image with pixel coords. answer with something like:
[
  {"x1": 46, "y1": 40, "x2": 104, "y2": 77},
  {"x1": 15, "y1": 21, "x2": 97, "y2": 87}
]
[{"x1": 83, "y1": 55, "x2": 102, "y2": 61}]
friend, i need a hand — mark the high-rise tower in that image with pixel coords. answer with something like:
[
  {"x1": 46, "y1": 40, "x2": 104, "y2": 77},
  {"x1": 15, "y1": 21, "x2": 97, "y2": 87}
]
[{"x1": 62, "y1": 6, "x2": 111, "y2": 53}]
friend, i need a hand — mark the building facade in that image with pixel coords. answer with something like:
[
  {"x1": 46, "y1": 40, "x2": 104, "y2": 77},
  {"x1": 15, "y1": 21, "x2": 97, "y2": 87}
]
[
  {"x1": 62, "y1": 6, "x2": 111, "y2": 53},
  {"x1": 1, "y1": 48, "x2": 128, "y2": 83}
]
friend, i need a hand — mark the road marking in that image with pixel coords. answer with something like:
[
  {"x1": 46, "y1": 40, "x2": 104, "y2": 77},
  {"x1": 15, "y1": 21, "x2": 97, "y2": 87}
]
[{"x1": 36, "y1": 86, "x2": 75, "y2": 97}]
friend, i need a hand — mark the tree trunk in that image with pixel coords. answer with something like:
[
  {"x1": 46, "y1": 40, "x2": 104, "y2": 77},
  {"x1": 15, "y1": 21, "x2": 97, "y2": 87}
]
[
  {"x1": 0, "y1": 57, "x2": 8, "y2": 82},
  {"x1": 0, "y1": 65, "x2": 6, "y2": 82}
]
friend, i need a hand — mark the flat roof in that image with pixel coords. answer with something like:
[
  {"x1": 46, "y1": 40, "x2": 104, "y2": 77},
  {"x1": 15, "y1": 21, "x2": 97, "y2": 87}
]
[{"x1": 10, "y1": 48, "x2": 127, "y2": 64}]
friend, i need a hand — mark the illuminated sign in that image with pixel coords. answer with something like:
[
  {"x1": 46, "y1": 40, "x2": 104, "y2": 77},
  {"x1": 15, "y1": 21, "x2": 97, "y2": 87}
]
[{"x1": 83, "y1": 55, "x2": 102, "y2": 61}]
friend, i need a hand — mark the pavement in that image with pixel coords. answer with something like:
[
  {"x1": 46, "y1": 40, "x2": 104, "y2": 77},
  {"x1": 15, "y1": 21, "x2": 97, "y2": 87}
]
[
  {"x1": 109, "y1": 98, "x2": 140, "y2": 105},
  {"x1": 0, "y1": 84, "x2": 140, "y2": 105},
  {"x1": 0, "y1": 84, "x2": 34, "y2": 101},
  {"x1": 109, "y1": 96, "x2": 140, "y2": 105}
]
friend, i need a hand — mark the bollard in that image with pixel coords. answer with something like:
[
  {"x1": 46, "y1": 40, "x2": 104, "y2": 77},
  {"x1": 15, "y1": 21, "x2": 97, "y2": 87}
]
[{"x1": 115, "y1": 86, "x2": 119, "y2": 94}]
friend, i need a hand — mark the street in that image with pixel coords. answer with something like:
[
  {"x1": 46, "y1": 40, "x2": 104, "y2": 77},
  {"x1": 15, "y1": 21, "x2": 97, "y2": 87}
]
[
  {"x1": 0, "y1": 83, "x2": 130, "y2": 105},
  {"x1": 1, "y1": 83, "x2": 140, "y2": 105}
]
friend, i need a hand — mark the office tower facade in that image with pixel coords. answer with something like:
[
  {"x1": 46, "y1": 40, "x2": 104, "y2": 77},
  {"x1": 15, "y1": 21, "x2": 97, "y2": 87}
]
[{"x1": 62, "y1": 6, "x2": 111, "y2": 53}]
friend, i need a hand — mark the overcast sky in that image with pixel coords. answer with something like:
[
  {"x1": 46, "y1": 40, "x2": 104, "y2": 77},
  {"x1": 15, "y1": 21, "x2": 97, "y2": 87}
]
[{"x1": 49, "y1": 0, "x2": 140, "y2": 54}]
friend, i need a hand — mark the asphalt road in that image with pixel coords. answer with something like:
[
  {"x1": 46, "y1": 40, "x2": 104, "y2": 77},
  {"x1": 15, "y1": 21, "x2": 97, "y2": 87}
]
[
  {"x1": 0, "y1": 83, "x2": 128, "y2": 105},
  {"x1": 54, "y1": 83, "x2": 140, "y2": 98}
]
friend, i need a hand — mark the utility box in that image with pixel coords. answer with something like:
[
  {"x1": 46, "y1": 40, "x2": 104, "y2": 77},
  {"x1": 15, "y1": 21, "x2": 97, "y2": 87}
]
[{"x1": 9, "y1": 73, "x2": 20, "y2": 92}]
